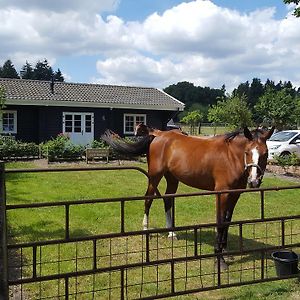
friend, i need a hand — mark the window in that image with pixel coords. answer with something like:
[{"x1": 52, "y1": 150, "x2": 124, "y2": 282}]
[
  {"x1": 124, "y1": 114, "x2": 146, "y2": 134},
  {"x1": 1, "y1": 111, "x2": 17, "y2": 134}
]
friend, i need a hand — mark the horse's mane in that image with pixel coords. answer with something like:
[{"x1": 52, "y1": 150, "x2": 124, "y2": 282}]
[
  {"x1": 223, "y1": 129, "x2": 243, "y2": 142},
  {"x1": 223, "y1": 127, "x2": 269, "y2": 142}
]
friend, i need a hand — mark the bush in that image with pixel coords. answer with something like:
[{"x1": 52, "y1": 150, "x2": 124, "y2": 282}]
[
  {"x1": 91, "y1": 139, "x2": 108, "y2": 149},
  {"x1": 0, "y1": 136, "x2": 39, "y2": 159},
  {"x1": 274, "y1": 153, "x2": 300, "y2": 167},
  {"x1": 40, "y1": 134, "x2": 84, "y2": 161}
]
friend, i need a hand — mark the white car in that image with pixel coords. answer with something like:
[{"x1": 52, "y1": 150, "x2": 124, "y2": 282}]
[{"x1": 267, "y1": 130, "x2": 300, "y2": 160}]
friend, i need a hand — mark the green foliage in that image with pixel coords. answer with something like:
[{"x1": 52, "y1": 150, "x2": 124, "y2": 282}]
[
  {"x1": 0, "y1": 136, "x2": 39, "y2": 159},
  {"x1": 40, "y1": 134, "x2": 84, "y2": 161},
  {"x1": 91, "y1": 139, "x2": 108, "y2": 148},
  {"x1": 255, "y1": 87, "x2": 296, "y2": 129},
  {"x1": 0, "y1": 59, "x2": 19, "y2": 79},
  {"x1": 181, "y1": 110, "x2": 203, "y2": 134},
  {"x1": 20, "y1": 61, "x2": 34, "y2": 79},
  {"x1": 33, "y1": 59, "x2": 54, "y2": 81},
  {"x1": 163, "y1": 81, "x2": 225, "y2": 110},
  {"x1": 284, "y1": 0, "x2": 300, "y2": 17},
  {"x1": 181, "y1": 110, "x2": 203, "y2": 125},
  {"x1": 208, "y1": 94, "x2": 253, "y2": 128},
  {"x1": 274, "y1": 152, "x2": 300, "y2": 169},
  {"x1": 0, "y1": 85, "x2": 6, "y2": 109}
]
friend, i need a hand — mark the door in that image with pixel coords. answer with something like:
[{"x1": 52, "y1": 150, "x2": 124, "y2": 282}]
[{"x1": 63, "y1": 112, "x2": 94, "y2": 145}]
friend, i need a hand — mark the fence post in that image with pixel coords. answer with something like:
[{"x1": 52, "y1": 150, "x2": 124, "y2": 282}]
[{"x1": 0, "y1": 162, "x2": 9, "y2": 299}]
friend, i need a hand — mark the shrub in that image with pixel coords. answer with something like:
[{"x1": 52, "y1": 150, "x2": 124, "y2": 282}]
[
  {"x1": 40, "y1": 134, "x2": 84, "y2": 161},
  {"x1": 91, "y1": 139, "x2": 108, "y2": 149},
  {"x1": 274, "y1": 153, "x2": 300, "y2": 174},
  {"x1": 0, "y1": 136, "x2": 39, "y2": 159}
]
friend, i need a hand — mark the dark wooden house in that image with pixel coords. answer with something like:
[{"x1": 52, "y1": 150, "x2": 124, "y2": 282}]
[{"x1": 0, "y1": 78, "x2": 184, "y2": 145}]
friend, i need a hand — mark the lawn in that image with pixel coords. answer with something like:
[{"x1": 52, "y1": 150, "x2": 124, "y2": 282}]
[{"x1": 4, "y1": 161, "x2": 300, "y2": 299}]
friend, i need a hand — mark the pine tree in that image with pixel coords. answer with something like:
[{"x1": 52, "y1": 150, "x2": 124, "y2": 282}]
[
  {"x1": 20, "y1": 61, "x2": 34, "y2": 79},
  {"x1": 54, "y1": 68, "x2": 64, "y2": 82},
  {"x1": 33, "y1": 59, "x2": 53, "y2": 81},
  {"x1": 0, "y1": 60, "x2": 19, "y2": 79}
]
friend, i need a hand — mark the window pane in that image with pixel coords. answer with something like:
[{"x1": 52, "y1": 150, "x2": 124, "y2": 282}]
[
  {"x1": 74, "y1": 115, "x2": 81, "y2": 121},
  {"x1": 65, "y1": 115, "x2": 72, "y2": 121},
  {"x1": 2, "y1": 112, "x2": 15, "y2": 132},
  {"x1": 136, "y1": 116, "x2": 145, "y2": 124},
  {"x1": 65, "y1": 126, "x2": 72, "y2": 133}
]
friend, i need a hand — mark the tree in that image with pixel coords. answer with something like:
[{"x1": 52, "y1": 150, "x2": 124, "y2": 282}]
[
  {"x1": 255, "y1": 87, "x2": 296, "y2": 130},
  {"x1": 54, "y1": 68, "x2": 64, "y2": 82},
  {"x1": 208, "y1": 94, "x2": 253, "y2": 129},
  {"x1": 181, "y1": 110, "x2": 203, "y2": 134},
  {"x1": 0, "y1": 85, "x2": 6, "y2": 110},
  {"x1": 0, "y1": 60, "x2": 19, "y2": 79},
  {"x1": 20, "y1": 61, "x2": 34, "y2": 79},
  {"x1": 284, "y1": 0, "x2": 300, "y2": 17},
  {"x1": 33, "y1": 59, "x2": 54, "y2": 81}
]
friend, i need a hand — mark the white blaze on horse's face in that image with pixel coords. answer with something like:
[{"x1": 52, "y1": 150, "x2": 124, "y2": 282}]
[
  {"x1": 245, "y1": 145, "x2": 264, "y2": 188},
  {"x1": 249, "y1": 147, "x2": 259, "y2": 186}
]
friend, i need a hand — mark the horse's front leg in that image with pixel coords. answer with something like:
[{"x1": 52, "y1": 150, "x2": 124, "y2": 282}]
[{"x1": 215, "y1": 193, "x2": 228, "y2": 270}]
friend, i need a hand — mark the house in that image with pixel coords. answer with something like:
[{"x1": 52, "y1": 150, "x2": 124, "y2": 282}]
[{"x1": 0, "y1": 78, "x2": 184, "y2": 145}]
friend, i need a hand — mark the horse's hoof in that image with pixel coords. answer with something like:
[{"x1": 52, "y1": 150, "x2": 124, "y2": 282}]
[
  {"x1": 168, "y1": 232, "x2": 177, "y2": 239},
  {"x1": 222, "y1": 249, "x2": 234, "y2": 261},
  {"x1": 215, "y1": 258, "x2": 228, "y2": 271}
]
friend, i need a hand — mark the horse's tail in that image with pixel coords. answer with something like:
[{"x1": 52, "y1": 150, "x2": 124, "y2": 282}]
[{"x1": 101, "y1": 129, "x2": 153, "y2": 156}]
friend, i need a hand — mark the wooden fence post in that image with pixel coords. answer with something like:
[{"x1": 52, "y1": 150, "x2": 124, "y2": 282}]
[{"x1": 0, "y1": 162, "x2": 9, "y2": 299}]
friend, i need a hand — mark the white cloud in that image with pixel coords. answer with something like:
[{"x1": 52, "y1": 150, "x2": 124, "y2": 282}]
[{"x1": 0, "y1": 0, "x2": 300, "y2": 92}]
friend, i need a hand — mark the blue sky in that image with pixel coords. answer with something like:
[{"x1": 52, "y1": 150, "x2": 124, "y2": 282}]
[{"x1": 0, "y1": 0, "x2": 299, "y2": 92}]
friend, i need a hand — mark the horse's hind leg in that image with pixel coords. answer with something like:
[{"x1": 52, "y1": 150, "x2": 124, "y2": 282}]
[
  {"x1": 164, "y1": 173, "x2": 179, "y2": 238},
  {"x1": 143, "y1": 175, "x2": 163, "y2": 230}
]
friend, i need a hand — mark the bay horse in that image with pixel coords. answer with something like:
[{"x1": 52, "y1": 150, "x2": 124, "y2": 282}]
[
  {"x1": 134, "y1": 123, "x2": 187, "y2": 137},
  {"x1": 101, "y1": 126, "x2": 274, "y2": 269}
]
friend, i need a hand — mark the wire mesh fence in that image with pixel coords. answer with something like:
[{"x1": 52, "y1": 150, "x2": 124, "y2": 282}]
[{"x1": 1, "y1": 166, "x2": 300, "y2": 299}]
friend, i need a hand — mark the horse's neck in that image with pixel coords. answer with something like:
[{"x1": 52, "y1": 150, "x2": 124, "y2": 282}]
[{"x1": 227, "y1": 137, "x2": 248, "y2": 168}]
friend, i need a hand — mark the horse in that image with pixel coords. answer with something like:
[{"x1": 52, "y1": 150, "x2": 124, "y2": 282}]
[
  {"x1": 134, "y1": 123, "x2": 187, "y2": 137},
  {"x1": 101, "y1": 126, "x2": 275, "y2": 269}
]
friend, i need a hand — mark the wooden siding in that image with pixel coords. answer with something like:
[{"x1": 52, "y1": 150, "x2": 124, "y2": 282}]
[{"x1": 4, "y1": 105, "x2": 176, "y2": 143}]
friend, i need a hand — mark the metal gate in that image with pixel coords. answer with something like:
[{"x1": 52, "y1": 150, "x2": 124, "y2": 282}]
[{"x1": 1, "y1": 163, "x2": 300, "y2": 299}]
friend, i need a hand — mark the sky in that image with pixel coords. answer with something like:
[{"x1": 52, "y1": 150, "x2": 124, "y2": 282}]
[{"x1": 0, "y1": 0, "x2": 300, "y2": 92}]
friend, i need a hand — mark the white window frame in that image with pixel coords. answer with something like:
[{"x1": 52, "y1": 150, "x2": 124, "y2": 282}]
[
  {"x1": 123, "y1": 113, "x2": 146, "y2": 134},
  {"x1": 0, "y1": 110, "x2": 17, "y2": 134}
]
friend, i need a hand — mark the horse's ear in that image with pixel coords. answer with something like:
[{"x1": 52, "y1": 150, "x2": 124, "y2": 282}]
[
  {"x1": 244, "y1": 127, "x2": 253, "y2": 141},
  {"x1": 264, "y1": 126, "x2": 275, "y2": 140}
]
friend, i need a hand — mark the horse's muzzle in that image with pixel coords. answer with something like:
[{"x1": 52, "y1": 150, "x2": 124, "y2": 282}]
[{"x1": 248, "y1": 178, "x2": 262, "y2": 188}]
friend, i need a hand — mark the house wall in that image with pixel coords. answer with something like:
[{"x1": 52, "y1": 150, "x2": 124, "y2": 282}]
[{"x1": 5, "y1": 105, "x2": 177, "y2": 143}]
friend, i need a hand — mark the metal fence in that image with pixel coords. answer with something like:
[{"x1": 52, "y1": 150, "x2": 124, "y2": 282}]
[{"x1": 1, "y1": 164, "x2": 300, "y2": 299}]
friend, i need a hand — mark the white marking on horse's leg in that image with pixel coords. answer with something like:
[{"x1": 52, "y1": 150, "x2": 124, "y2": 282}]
[
  {"x1": 166, "y1": 209, "x2": 177, "y2": 238},
  {"x1": 143, "y1": 214, "x2": 148, "y2": 230},
  {"x1": 250, "y1": 148, "x2": 259, "y2": 181}
]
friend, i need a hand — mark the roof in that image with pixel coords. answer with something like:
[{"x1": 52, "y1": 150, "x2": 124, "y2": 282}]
[{"x1": 0, "y1": 78, "x2": 184, "y2": 111}]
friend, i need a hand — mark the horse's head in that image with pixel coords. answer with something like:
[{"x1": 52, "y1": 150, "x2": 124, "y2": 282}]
[
  {"x1": 134, "y1": 123, "x2": 149, "y2": 136},
  {"x1": 243, "y1": 126, "x2": 275, "y2": 188}
]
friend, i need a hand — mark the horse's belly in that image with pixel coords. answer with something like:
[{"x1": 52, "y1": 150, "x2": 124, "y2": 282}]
[{"x1": 173, "y1": 171, "x2": 215, "y2": 191}]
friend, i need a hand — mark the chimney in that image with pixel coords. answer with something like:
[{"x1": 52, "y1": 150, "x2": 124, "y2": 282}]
[{"x1": 50, "y1": 75, "x2": 54, "y2": 94}]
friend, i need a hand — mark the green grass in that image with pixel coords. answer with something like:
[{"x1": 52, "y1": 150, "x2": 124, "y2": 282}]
[{"x1": 5, "y1": 161, "x2": 300, "y2": 299}]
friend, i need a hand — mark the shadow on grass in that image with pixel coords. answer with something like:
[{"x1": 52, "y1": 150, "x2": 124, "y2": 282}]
[
  {"x1": 176, "y1": 228, "x2": 278, "y2": 264},
  {"x1": 7, "y1": 220, "x2": 93, "y2": 243}
]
